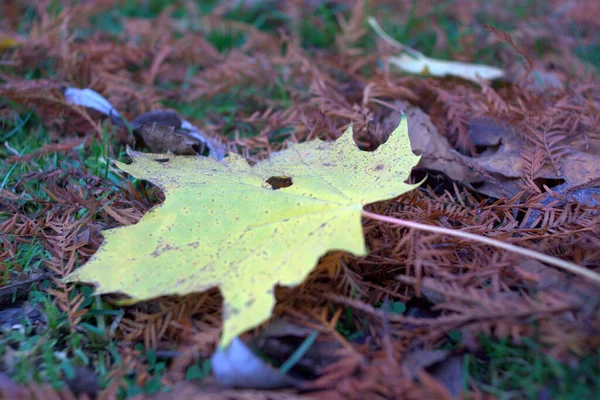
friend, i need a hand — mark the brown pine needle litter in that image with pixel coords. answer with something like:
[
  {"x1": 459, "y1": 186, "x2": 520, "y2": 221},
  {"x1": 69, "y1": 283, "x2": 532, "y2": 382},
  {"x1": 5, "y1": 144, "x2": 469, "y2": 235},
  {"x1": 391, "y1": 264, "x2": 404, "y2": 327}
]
[
  {"x1": 362, "y1": 210, "x2": 600, "y2": 285},
  {"x1": 1, "y1": 1, "x2": 600, "y2": 399}
]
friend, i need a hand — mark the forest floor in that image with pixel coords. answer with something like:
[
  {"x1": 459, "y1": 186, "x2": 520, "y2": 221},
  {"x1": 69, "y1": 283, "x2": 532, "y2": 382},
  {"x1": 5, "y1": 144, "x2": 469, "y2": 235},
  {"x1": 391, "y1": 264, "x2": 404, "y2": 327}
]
[{"x1": 1, "y1": 1, "x2": 599, "y2": 399}]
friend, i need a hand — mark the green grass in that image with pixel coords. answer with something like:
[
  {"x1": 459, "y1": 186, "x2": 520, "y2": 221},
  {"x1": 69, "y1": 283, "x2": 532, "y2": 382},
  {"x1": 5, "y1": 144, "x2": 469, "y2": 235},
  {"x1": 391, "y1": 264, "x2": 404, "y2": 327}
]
[
  {"x1": 0, "y1": 108, "x2": 130, "y2": 287},
  {"x1": 576, "y1": 42, "x2": 600, "y2": 73},
  {"x1": 298, "y1": 3, "x2": 344, "y2": 50},
  {"x1": 0, "y1": 113, "x2": 127, "y2": 201},
  {"x1": 163, "y1": 80, "x2": 293, "y2": 142},
  {"x1": 0, "y1": 282, "x2": 198, "y2": 397},
  {"x1": 0, "y1": 110, "x2": 121, "y2": 390},
  {"x1": 0, "y1": 105, "x2": 184, "y2": 398},
  {"x1": 222, "y1": 1, "x2": 288, "y2": 32},
  {"x1": 121, "y1": 346, "x2": 171, "y2": 397},
  {"x1": 467, "y1": 335, "x2": 600, "y2": 399},
  {"x1": 370, "y1": 4, "x2": 499, "y2": 66},
  {"x1": 1, "y1": 286, "x2": 108, "y2": 389},
  {"x1": 206, "y1": 28, "x2": 247, "y2": 52}
]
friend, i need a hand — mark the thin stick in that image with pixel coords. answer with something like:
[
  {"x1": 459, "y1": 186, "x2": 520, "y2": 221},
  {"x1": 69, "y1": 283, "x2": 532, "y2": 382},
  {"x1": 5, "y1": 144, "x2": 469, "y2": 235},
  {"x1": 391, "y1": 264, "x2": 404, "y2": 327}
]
[{"x1": 361, "y1": 210, "x2": 600, "y2": 285}]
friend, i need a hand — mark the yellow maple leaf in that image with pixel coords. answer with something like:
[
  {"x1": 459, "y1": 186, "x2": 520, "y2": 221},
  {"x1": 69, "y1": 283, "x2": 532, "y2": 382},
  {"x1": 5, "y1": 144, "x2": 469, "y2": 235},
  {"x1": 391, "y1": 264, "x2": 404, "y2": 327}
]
[{"x1": 65, "y1": 118, "x2": 421, "y2": 347}]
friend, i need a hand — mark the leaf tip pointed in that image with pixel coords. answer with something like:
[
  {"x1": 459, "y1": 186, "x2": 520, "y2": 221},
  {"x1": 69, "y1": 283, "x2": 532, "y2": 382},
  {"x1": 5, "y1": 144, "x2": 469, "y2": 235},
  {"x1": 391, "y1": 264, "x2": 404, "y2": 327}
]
[
  {"x1": 124, "y1": 145, "x2": 136, "y2": 158},
  {"x1": 337, "y1": 124, "x2": 358, "y2": 148},
  {"x1": 61, "y1": 272, "x2": 77, "y2": 284},
  {"x1": 115, "y1": 297, "x2": 141, "y2": 307}
]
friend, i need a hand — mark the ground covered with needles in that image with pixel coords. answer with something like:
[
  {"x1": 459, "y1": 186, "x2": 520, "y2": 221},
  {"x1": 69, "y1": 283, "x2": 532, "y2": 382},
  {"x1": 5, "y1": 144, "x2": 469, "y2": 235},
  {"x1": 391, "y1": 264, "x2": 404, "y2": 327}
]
[{"x1": 1, "y1": 1, "x2": 600, "y2": 399}]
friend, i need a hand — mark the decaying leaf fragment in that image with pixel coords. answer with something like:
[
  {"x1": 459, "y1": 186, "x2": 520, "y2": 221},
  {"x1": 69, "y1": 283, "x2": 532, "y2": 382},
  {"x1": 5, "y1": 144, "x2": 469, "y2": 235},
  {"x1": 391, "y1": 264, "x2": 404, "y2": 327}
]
[
  {"x1": 368, "y1": 17, "x2": 504, "y2": 84},
  {"x1": 134, "y1": 123, "x2": 202, "y2": 156},
  {"x1": 385, "y1": 101, "x2": 600, "y2": 199},
  {"x1": 387, "y1": 52, "x2": 505, "y2": 84},
  {"x1": 63, "y1": 87, "x2": 227, "y2": 160},
  {"x1": 65, "y1": 119, "x2": 421, "y2": 346},
  {"x1": 129, "y1": 111, "x2": 205, "y2": 156}
]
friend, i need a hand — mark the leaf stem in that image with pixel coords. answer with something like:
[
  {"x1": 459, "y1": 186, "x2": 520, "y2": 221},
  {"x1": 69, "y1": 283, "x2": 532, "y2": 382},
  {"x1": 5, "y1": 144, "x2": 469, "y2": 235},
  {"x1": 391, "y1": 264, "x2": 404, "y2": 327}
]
[{"x1": 361, "y1": 210, "x2": 600, "y2": 285}]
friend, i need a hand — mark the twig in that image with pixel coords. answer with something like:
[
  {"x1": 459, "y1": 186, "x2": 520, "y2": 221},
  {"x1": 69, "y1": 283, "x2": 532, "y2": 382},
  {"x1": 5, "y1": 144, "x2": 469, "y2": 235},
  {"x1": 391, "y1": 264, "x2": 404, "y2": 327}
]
[{"x1": 361, "y1": 210, "x2": 600, "y2": 286}]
